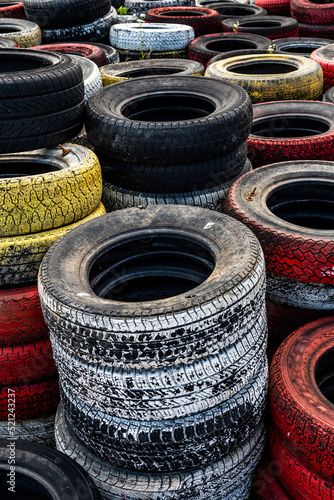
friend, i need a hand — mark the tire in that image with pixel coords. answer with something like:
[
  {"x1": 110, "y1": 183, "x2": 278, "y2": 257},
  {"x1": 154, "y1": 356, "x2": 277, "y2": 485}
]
[
  {"x1": 310, "y1": 44, "x2": 334, "y2": 92},
  {"x1": 23, "y1": 0, "x2": 111, "y2": 29},
  {"x1": 0, "y1": 377, "x2": 59, "y2": 419},
  {"x1": 31, "y1": 41, "x2": 108, "y2": 66},
  {"x1": 101, "y1": 157, "x2": 252, "y2": 209},
  {"x1": 0, "y1": 1, "x2": 25, "y2": 18},
  {"x1": 125, "y1": 0, "x2": 195, "y2": 15},
  {"x1": 208, "y1": 47, "x2": 274, "y2": 65},
  {"x1": 299, "y1": 21, "x2": 334, "y2": 40},
  {"x1": 84, "y1": 41, "x2": 120, "y2": 63},
  {"x1": 0, "y1": 284, "x2": 48, "y2": 345},
  {"x1": 0, "y1": 18, "x2": 41, "y2": 46},
  {"x1": 109, "y1": 22, "x2": 195, "y2": 51},
  {"x1": 204, "y1": 2, "x2": 267, "y2": 19},
  {"x1": 199, "y1": 0, "x2": 249, "y2": 5},
  {"x1": 255, "y1": 0, "x2": 290, "y2": 15},
  {"x1": 100, "y1": 58, "x2": 205, "y2": 86},
  {"x1": 0, "y1": 439, "x2": 102, "y2": 499},
  {"x1": 205, "y1": 53, "x2": 323, "y2": 103},
  {"x1": 55, "y1": 401, "x2": 266, "y2": 500},
  {"x1": 0, "y1": 202, "x2": 105, "y2": 287},
  {"x1": 270, "y1": 426, "x2": 334, "y2": 500},
  {"x1": 270, "y1": 316, "x2": 334, "y2": 482},
  {"x1": 248, "y1": 100, "x2": 334, "y2": 168},
  {"x1": 222, "y1": 15, "x2": 299, "y2": 40},
  {"x1": 42, "y1": 6, "x2": 117, "y2": 43},
  {"x1": 0, "y1": 144, "x2": 102, "y2": 237},
  {"x1": 0, "y1": 412, "x2": 56, "y2": 447},
  {"x1": 145, "y1": 6, "x2": 222, "y2": 37},
  {"x1": 117, "y1": 47, "x2": 187, "y2": 61},
  {"x1": 0, "y1": 50, "x2": 85, "y2": 153},
  {"x1": 86, "y1": 76, "x2": 253, "y2": 165},
  {"x1": 188, "y1": 32, "x2": 271, "y2": 66},
  {"x1": 0, "y1": 36, "x2": 17, "y2": 46},
  {"x1": 70, "y1": 54, "x2": 103, "y2": 100},
  {"x1": 251, "y1": 460, "x2": 291, "y2": 499},
  {"x1": 224, "y1": 160, "x2": 334, "y2": 284},
  {"x1": 291, "y1": 0, "x2": 334, "y2": 25},
  {"x1": 274, "y1": 36, "x2": 333, "y2": 58}
]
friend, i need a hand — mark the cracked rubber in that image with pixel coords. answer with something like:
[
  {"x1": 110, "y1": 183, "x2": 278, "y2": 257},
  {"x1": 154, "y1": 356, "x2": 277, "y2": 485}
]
[{"x1": 0, "y1": 17, "x2": 41, "y2": 46}]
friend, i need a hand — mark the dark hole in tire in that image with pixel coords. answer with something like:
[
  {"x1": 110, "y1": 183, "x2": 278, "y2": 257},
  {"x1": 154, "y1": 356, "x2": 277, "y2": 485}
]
[
  {"x1": 89, "y1": 235, "x2": 215, "y2": 302},
  {"x1": 217, "y1": 6, "x2": 258, "y2": 14},
  {"x1": 158, "y1": 10, "x2": 206, "y2": 16},
  {"x1": 239, "y1": 20, "x2": 282, "y2": 27},
  {"x1": 266, "y1": 181, "x2": 334, "y2": 229},
  {"x1": 251, "y1": 116, "x2": 330, "y2": 138},
  {"x1": 229, "y1": 61, "x2": 297, "y2": 74},
  {"x1": 316, "y1": 349, "x2": 334, "y2": 405},
  {"x1": 309, "y1": 0, "x2": 334, "y2": 4},
  {"x1": 0, "y1": 471, "x2": 53, "y2": 500},
  {"x1": 278, "y1": 44, "x2": 319, "y2": 55},
  {"x1": 0, "y1": 27, "x2": 21, "y2": 33},
  {"x1": 0, "y1": 3, "x2": 20, "y2": 6},
  {"x1": 206, "y1": 39, "x2": 256, "y2": 52},
  {"x1": 116, "y1": 67, "x2": 184, "y2": 78},
  {"x1": 121, "y1": 94, "x2": 216, "y2": 121},
  {"x1": 0, "y1": 161, "x2": 60, "y2": 178},
  {"x1": 0, "y1": 54, "x2": 53, "y2": 72}
]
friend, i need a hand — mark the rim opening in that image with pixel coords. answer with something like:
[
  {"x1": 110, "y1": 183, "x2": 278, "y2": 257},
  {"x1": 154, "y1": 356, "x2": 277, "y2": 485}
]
[
  {"x1": 229, "y1": 60, "x2": 297, "y2": 74},
  {"x1": 0, "y1": 3, "x2": 20, "y2": 6},
  {"x1": 316, "y1": 349, "x2": 334, "y2": 405},
  {"x1": 0, "y1": 161, "x2": 60, "y2": 178},
  {"x1": 0, "y1": 54, "x2": 54, "y2": 72},
  {"x1": 239, "y1": 20, "x2": 281, "y2": 27},
  {"x1": 218, "y1": 6, "x2": 256, "y2": 14},
  {"x1": 121, "y1": 93, "x2": 216, "y2": 121},
  {"x1": 251, "y1": 116, "x2": 330, "y2": 138},
  {"x1": 116, "y1": 67, "x2": 183, "y2": 77},
  {"x1": 266, "y1": 180, "x2": 334, "y2": 229},
  {"x1": 279, "y1": 44, "x2": 319, "y2": 55},
  {"x1": 309, "y1": 0, "x2": 334, "y2": 3},
  {"x1": 159, "y1": 10, "x2": 206, "y2": 16},
  {"x1": 0, "y1": 471, "x2": 53, "y2": 500},
  {"x1": 89, "y1": 234, "x2": 215, "y2": 302},
  {"x1": 206, "y1": 39, "x2": 256, "y2": 52},
  {"x1": 130, "y1": 25, "x2": 170, "y2": 29}
]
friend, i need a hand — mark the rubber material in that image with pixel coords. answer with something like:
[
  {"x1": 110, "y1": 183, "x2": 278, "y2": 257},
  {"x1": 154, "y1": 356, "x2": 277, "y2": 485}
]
[
  {"x1": 251, "y1": 460, "x2": 291, "y2": 499},
  {"x1": 31, "y1": 41, "x2": 108, "y2": 66},
  {"x1": 255, "y1": 0, "x2": 290, "y2": 15},
  {"x1": 0, "y1": 18, "x2": 41, "y2": 46},
  {"x1": 291, "y1": 0, "x2": 334, "y2": 25},
  {"x1": 125, "y1": 0, "x2": 195, "y2": 15},
  {"x1": 274, "y1": 36, "x2": 333, "y2": 58},
  {"x1": 205, "y1": 53, "x2": 323, "y2": 103},
  {"x1": 299, "y1": 22, "x2": 334, "y2": 40},
  {"x1": 83, "y1": 41, "x2": 119, "y2": 64},
  {"x1": 0, "y1": 412, "x2": 56, "y2": 447},
  {"x1": 222, "y1": 15, "x2": 299, "y2": 40},
  {"x1": 0, "y1": 1, "x2": 25, "y2": 18},
  {"x1": 310, "y1": 45, "x2": 334, "y2": 92},
  {"x1": 117, "y1": 47, "x2": 187, "y2": 61},
  {"x1": 70, "y1": 54, "x2": 103, "y2": 100},
  {"x1": 205, "y1": 2, "x2": 267, "y2": 19}
]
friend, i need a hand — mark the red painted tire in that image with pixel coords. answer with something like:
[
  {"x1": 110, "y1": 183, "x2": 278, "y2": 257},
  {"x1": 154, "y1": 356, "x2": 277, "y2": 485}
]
[
  {"x1": 224, "y1": 161, "x2": 334, "y2": 284},
  {"x1": 0, "y1": 1, "x2": 25, "y2": 18},
  {"x1": 0, "y1": 338, "x2": 57, "y2": 386},
  {"x1": 291, "y1": 0, "x2": 334, "y2": 25},
  {"x1": 0, "y1": 285, "x2": 48, "y2": 346},
  {"x1": 299, "y1": 22, "x2": 334, "y2": 39},
  {"x1": 0, "y1": 377, "x2": 59, "y2": 419},
  {"x1": 222, "y1": 15, "x2": 299, "y2": 40},
  {"x1": 270, "y1": 317, "x2": 334, "y2": 482},
  {"x1": 251, "y1": 459, "x2": 291, "y2": 499},
  {"x1": 310, "y1": 45, "x2": 334, "y2": 92},
  {"x1": 31, "y1": 42, "x2": 108, "y2": 67},
  {"x1": 145, "y1": 7, "x2": 222, "y2": 36},
  {"x1": 248, "y1": 101, "x2": 334, "y2": 168},
  {"x1": 255, "y1": 0, "x2": 290, "y2": 16},
  {"x1": 270, "y1": 426, "x2": 334, "y2": 500}
]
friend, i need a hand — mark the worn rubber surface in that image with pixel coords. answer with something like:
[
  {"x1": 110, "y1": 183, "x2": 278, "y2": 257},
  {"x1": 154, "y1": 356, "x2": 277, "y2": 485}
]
[
  {"x1": 0, "y1": 377, "x2": 59, "y2": 419},
  {"x1": 188, "y1": 32, "x2": 270, "y2": 66},
  {"x1": 0, "y1": 202, "x2": 105, "y2": 287},
  {"x1": 117, "y1": 47, "x2": 187, "y2": 61},
  {"x1": 109, "y1": 22, "x2": 195, "y2": 51},
  {"x1": 0, "y1": 17, "x2": 41, "y2": 46},
  {"x1": 56, "y1": 401, "x2": 266, "y2": 500},
  {"x1": 125, "y1": 0, "x2": 195, "y2": 15},
  {"x1": 222, "y1": 15, "x2": 299, "y2": 40},
  {"x1": 299, "y1": 22, "x2": 334, "y2": 40},
  {"x1": 205, "y1": 53, "x2": 323, "y2": 102},
  {"x1": 270, "y1": 317, "x2": 334, "y2": 482},
  {"x1": 145, "y1": 6, "x2": 222, "y2": 36},
  {"x1": 224, "y1": 161, "x2": 334, "y2": 284},
  {"x1": 0, "y1": 1, "x2": 25, "y2": 18},
  {"x1": 248, "y1": 101, "x2": 334, "y2": 168},
  {"x1": 70, "y1": 54, "x2": 103, "y2": 100},
  {"x1": 255, "y1": 0, "x2": 290, "y2": 15},
  {"x1": 86, "y1": 76, "x2": 252, "y2": 165},
  {"x1": 31, "y1": 41, "x2": 108, "y2": 66},
  {"x1": 0, "y1": 284, "x2": 48, "y2": 345},
  {"x1": 311, "y1": 45, "x2": 334, "y2": 92},
  {"x1": 0, "y1": 412, "x2": 55, "y2": 446},
  {"x1": 291, "y1": 0, "x2": 334, "y2": 25},
  {"x1": 0, "y1": 144, "x2": 102, "y2": 237},
  {"x1": 274, "y1": 36, "x2": 333, "y2": 57},
  {"x1": 0, "y1": 438, "x2": 102, "y2": 499}
]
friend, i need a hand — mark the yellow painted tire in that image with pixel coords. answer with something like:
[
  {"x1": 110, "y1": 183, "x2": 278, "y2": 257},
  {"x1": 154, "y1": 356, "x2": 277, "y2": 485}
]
[
  {"x1": 0, "y1": 19, "x2": 42, "y2": 47},
  {"x1": 0, "y1": 203, "x2": 106, "y2": 286},
  {"x1": 205, "y1": 53, "x2": 323, "y2": 103},
  {"x1": 100, "y1": 58, "x2": 205, "y2": 86},
  {"x1": 0, "y1": 144, "x2": 102, "y2": 237}
]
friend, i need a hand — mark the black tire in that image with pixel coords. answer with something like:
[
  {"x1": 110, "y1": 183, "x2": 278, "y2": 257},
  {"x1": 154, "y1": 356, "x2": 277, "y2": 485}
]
[
  {"x1": 324, "y1": 86, "x2": 334, "y2": 104},
  {"x1": 222, "y1": 15, "x2": 299, "y2": 40},
  {"x1": 0, "y1": 439, "x2": 101, "y2": 499},
  {"x1": 274, "y1": 36, "x2": 334, "y2": 58},
  {"x1": 204, "y1": 2, "x2": 267, "y2": 19},
  {"x1": 86, "y1": 76, "x2": 252, "y2": 166},
  {"x1": 0, "y1": 49, "x2": 84, "y2": 153},
  {"x1": 83, "y1": 41, "x2": 120, "y2": 63},
  {"x1": 208, "y1": 47, "x2": 275, "y2": 65},
  {"x1": 0, "y1": 36, "x2": 17, "y2": 47},
  {"x1": 23, "y1": 0, "x2": 111, "y2": 29}
]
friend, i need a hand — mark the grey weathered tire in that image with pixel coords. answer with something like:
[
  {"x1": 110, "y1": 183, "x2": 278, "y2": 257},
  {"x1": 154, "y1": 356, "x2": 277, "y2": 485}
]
[
  {"x1": 0, "y1": 413, "x2": 56, "y2": 447},
  {"x1": 125, "y1": 0, "x2": 195, "y2": 15},
  {"x1": 71, "y1": 54, "x2": 103, "y2": 100},
  {"x1": 109, "y1": 23, "x2": 195, "y2": 51},
  {"x1": 55, "y1": 401, "x2": 266, "y2": 500},
  {"x1": 0, "y1": 18, "x2": 41, "y2": 46}
]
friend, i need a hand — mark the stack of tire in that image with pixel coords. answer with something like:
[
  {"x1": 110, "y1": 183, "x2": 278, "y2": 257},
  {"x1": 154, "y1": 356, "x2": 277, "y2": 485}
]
[
  {"x1": 22, "y1": 0, "x2": 118, "y2": 43},
  {"x1": 109, "y1": 22, "x2": 195, "y2": 61},
  {"x1": 224, "y1": 160, "x2": 334, "y2": 359},
  {"x1": 268, "y1": 316, "x2": 334, "y2": 499},
  {"x1": 38, "y1": 204, "x2": 268, "y2": 500},
  {"x1": 86, "y1": 75, "x2": 253, "y2": 211},
  {"x1": 291, "y1": 0, "x2": 334, "y2": 40},
  {"x1": 0, "y1": 144, "x2": 104, "y2": 444}
]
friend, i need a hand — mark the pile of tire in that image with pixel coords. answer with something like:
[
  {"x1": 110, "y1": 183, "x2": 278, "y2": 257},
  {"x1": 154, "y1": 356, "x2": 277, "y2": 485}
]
[
  {"x1": 109, "y1": 22, "x2": 195, "y2": 61},
  {"x1": 0, "y1": 144, "x2": 105, "y2": 445},
  {"x1": 85, "y1": 75, "x2": 253, "y2": 211},
  {"x1": 268, "y1": 316, "x2": 334, "y2": 499},
  {"x1": 22, "y1": 0, "x2": 118, "y2": 43},
  {"x1": 37, "y1": 204, "x2": 268, "y2": 500},
  {"x1": 224, "y1": 161, "x2": 334, "y2": 358},
  {"x1": 291, "y1": 0, "x2": 334, "y2": 40}
]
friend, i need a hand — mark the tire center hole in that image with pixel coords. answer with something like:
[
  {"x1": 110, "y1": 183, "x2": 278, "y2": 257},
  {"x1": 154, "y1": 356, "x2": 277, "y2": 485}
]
[
  {"x1": 206, "y1": 39, "x2": 256, "y2": 52},
  {"x1": 116, "y1": 67, "x2": 183, "y2": 78},
  {"x1": 239, "y1": 20, "x2": 282, "y2": 26},
  {"x1": 0, "y1": 471, "x2": 53, "y2": 500},
  {"x1": 316, "y1": 349, "x2": 334, "y2": 405},
  {"x1": 1, "y1": 161, "x2": 61, "y2": 178},
  {"x1": 266, "y1": 180, "x2": 334, "y2": 229},
  {"x1": 159, "y1": 10, "x2": 206, "y2": 16},
  {"x1": 218, "y1": 7, "x2": 256, "y2": 14},
  {"x1": 251, "y1": 116, "x2": 330, "y2": 138},
  {"x1": 89, "y1": 235, "x2": 215, "y2": 302},
  {"x1": 229, "y1": 61, "x2": 297, "y2": 74},
  {"x1": 279, "y1": 45, "x2": 318, "y2": 55},
  {"x1": 0, "y1": 54, "x2": 53, "y2": 72}
]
